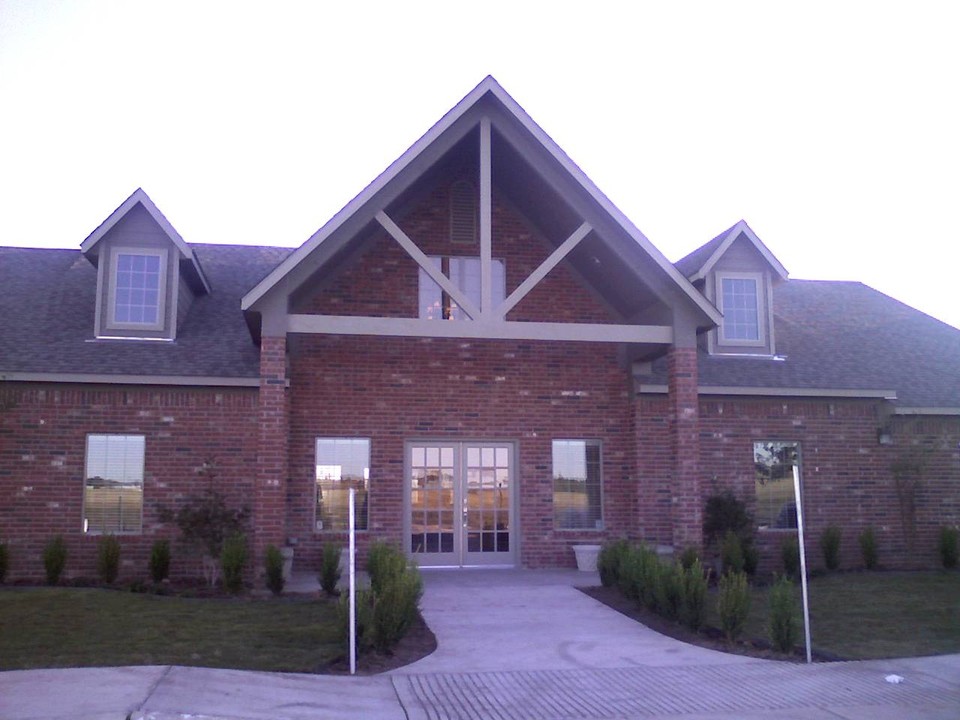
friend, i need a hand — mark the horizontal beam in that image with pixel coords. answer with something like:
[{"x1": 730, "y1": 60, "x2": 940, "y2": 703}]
[
  {"x1": 637, "y1": 384, "x2": 898, "y2": 400},
  {"x1": 287, "y1": 314, "x2": 673, "y2": 344}
]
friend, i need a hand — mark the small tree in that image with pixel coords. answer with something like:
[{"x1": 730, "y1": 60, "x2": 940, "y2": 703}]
[
  {"x1": 220, "y1": 533, "x2": 247, "y2": 594},
  {"x1": 717, "y1": 571, "x2": 751, "y2": 642},
  {"x1": 159, "y1": 461, "x2": 249, "y2": 587},
  {"x1": 939, "y1": 526, "x2": 959, "y2": 569},
  {"x1": 768, "y1": 575, "x2": 799, "y2": 653},
  {"x1": 704, "y1": 489, "x2": 757, "y2": 576},
  {"x1": 678, "y1": 560, "x2": 708, "y2": 632},
  {"x1": 0, "y1": 541, "x2": 9, "y2": 584},
  {"x1": 780, "y1": 535, "x2": 800, "y2": 579}
]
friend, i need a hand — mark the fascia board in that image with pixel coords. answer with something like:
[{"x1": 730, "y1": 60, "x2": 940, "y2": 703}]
[
  {"x1": 81, "y1": 188, "x2": 211, "y2": 294},
  {"x1": 697, "y1": 220, "x2": 789, "y2": 282},
  {"x1": 2, "y1": 371, "x2": 260, "y2": 387},
  {"x1": 242, "y1": 77, "x2": 501, "y2": 312},
  {"x1": 637, "y1": 384, "x2": 898, "y2": 400}
]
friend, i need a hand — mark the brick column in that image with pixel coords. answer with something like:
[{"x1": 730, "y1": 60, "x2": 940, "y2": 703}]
[
  {"x1": 254, "y1": 335, "x2": 289, "y2": 574},
  {"x1": 668, "y1": 346, "x2": 702, "y2": 550}
]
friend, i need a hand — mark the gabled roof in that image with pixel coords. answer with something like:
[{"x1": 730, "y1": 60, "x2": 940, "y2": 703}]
[
  {"x1": 241, "y1": 76, "x2": 721, "y2": 327},
  {"x1": 676, "y1": 220, "x2": 788, "y2": 283},
  {"x1": 81, "y1": 188, "x2": 211, "y2": 294}
]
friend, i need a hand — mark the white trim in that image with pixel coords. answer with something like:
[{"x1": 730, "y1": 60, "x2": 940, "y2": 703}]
[
  {"x1": 893, "y1": 407, "x2": 960, "y2": 416},
  {"x1": 82, "y1": 188, "x2": 210, "y2": 294},
  {"x1": 2, "y1": 372, "x2": 261, "y2": 387},
  {"x1": 496, "y1": 222, "x2": 591, "y2": 319},
  {"x1": 240, "y1": 77, "x2": 722, "y2": 327},
  {"x1": 637, "y1": 384, "x2": 898, "y2": 400},
  {"x1": 106, "y1": 246, "x2": 168, "y2": 332},
  {"x1": 689, "y1": 220, "x2": 789, "y2": 283},
  {"x1": 479, "y1": 117, "x2": 493, "y2": 318},
  {"x1": 287, "y1": 313, "x2": 673, "y2": 343},
  {"x1": 92, "y1": 336, "x2": 174, "y2": 342},
  {"x1": 716, "y1": 271, "x2": 765, "y2": 347},
  {"x1": 376, "y1": 211, "x2": 481, "y2": 320}
]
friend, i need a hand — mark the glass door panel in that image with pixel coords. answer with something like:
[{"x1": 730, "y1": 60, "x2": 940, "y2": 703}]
[{"x1": 407, "y1": 441, "x2": 514, "y2": 567}]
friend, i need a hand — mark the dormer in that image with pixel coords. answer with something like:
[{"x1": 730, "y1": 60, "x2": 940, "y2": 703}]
[
  {"x1": 81, "y1": 189, "x2": 210, "y2": 340},
  {"x1": 677, "y1": 220, "x2": 788, "y2": 356}
]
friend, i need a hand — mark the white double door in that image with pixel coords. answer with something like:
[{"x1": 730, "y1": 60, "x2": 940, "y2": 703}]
[{"x1": 406, "y1": 441, "x2": 515, "y2": 567}]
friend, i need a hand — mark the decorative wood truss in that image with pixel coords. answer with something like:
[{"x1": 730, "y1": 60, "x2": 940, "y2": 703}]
[{"x1": 285, "y1": 118, "x2": 674, "y2": 345}]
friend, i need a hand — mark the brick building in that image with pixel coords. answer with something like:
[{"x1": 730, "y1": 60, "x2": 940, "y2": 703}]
[{"x1": 2, "y1": 77, "x2": 958, "y2": 580}]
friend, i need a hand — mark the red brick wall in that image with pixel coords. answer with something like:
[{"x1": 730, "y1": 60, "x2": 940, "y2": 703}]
[
  {"x1": 286, "y1": 335, "x2": 636, "y2": 569},
  {"x1": 690, "y1": 395, "x2": 960, "y2": 573},
  {"x1": 0, "y1": 382, "x2": 258, "y2": 581}
]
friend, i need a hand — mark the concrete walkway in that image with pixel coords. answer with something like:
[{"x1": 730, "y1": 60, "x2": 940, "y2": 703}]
[{"x1": 1, "y1": 569, "x2": 958, "y2": 719}]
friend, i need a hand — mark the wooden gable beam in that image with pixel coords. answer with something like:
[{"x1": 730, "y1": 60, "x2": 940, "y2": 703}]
[
  {"x1": 375, "y1": 210, "x2": 482, "y2": 321},
  {"x1": 479, "y1": 117, "x2": 493, "y2": 318},
  {"x1": 496, "y1": 221, "x2": 592, "y2": 319}
]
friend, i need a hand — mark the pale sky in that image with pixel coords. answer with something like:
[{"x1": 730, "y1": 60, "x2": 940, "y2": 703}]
[{"x1": 1, "y1": 1, "x2": 958, "y2": 329}]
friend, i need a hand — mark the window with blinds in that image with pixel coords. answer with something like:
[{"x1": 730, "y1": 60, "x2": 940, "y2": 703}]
[
  {"x1": 84, "y1": 434, "x2": 145, "y2": 534},
  {"x1": 552, "y1": 439, "x2": 603, "y2": 530},
  {"x1": 316, "y1": 437, "x2": 370, "y2": 531}
]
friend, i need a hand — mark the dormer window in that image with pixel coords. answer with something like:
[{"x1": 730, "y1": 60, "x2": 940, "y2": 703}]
[
  {"x1": 718, "y1": 274, "x2": 763, "y2": 344},
  {"x1": 108, "y1": 248, "x2": 167, "y2": 330},
  {"x1": 718, "y1": 271, "x2": 764, "y2": 345}
]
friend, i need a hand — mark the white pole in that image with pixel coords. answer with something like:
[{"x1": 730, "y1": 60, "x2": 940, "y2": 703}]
[
  {"x1": 348, "y1": 487, "x2": 356, "y2": 675},
  {"x1": 793, "y1": 465, "x2": 813, "y2": 664}
]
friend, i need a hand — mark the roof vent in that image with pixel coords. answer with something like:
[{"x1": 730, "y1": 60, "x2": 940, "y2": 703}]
[{"x1": 449, "y1": 180, "x2": 477, "y2": 245}]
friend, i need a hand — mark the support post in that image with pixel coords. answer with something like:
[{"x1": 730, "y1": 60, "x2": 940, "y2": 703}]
[
  {"x1": 794, "y1": 465, "x2": 813, "y2": 664},
  {"x1": 667, "y1": 346, "x2": 702, "y2": 550},
  {"x1": 254, "y1": 335, "x2": 289, "y2": 576}
]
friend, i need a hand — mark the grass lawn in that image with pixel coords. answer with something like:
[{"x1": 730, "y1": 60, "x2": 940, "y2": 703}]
[
  {"x1": 706, "y1": 571, "x2": 960, "y2": 660},
  {"x1": 0, "y1": 588, "x2": 342, "y2": 672}
]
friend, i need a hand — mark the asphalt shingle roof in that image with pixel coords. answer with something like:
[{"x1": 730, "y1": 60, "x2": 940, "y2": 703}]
[
  {"x1": 2, "y1": 245, "x2": 958, "y2": 408},
  {"x1": 0, "y1": 244, "x2": 292, "y2": 379}
]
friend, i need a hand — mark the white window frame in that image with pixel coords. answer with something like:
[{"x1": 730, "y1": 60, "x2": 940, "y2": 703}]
[
  {"x1": 552, "y1": 439, "x2": 604, "y2": 531},
  {"x1": 83, "y1": 434, "x2": 145, "y2": 535},
  {"x1": 106, "y1": 246, "x2": 168, "y2": 331},
  {"x1": 315, "y1": 437, "x2": 370, "y2": 532},
  {"x1": 717, "y1": 271, "x2": 765, "y2": 346}
]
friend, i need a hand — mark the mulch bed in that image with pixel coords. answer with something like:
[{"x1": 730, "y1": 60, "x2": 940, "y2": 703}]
[{"x1": 579, "y1": 585, "x2": 840, "y2": 663}]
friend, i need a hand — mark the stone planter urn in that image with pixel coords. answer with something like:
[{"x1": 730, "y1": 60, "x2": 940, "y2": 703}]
[
  {"x1": 280, "y1": 546, "x2": 295, "y2": 582},
  {"x1": 572, "y1": 544, "x2": 601, "y2": 572}
]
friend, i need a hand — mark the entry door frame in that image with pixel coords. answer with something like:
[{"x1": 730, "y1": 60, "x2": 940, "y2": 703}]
[{"x1": 403, "y1": 439, "x2": 518, "y2": 568}]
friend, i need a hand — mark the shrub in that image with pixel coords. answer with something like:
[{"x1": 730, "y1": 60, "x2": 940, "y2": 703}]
[
  {"x1": 678, "y1": 546, "x2": 700, "y2": 570},
  {"x1": 678, "y1": 560, "x2": 708, "y2": 632},
  {"x1": 939, "y1": 526, "x2": 959, "y2": 569},
  {"x1": 703, "y1": 490, "x2": 752, "y2": 547},
  {"x1": 43, "y1": 535, "x2": 68, "y2": 585},
  {"x1": 820, "y1": 525, "x2": 842, "y2": 571},
  {"x1": 636, "y1": 545, "x2": 661, "y2": 611},
  {"x1": 149, "y1": 539, "x2": 171, "y2": 584},
  {"x1": 320, "y1": 543, "x2": 342, "y2": 595},
  {"x1": 597, "y1": 539, "x2": 630, "y2": 588},
  {"x1": 720, "y1": 531, "x2": 745, "y2": 575},
  {"x1": 367, "y1": 541, "x2": 407, "y2": 595},
  {"x1": 265, "y1": 544, "x2": 285, "y2": 595},
  {"x1": 742, "y1": 543, "x2": 759, "y2": 577},
  {"x1": 337, "y1": 587, "x2": 375, "y2": 654},
  {"x1": 0, "y1": 542, "x2": 8, "y2": 584},
  {"x1": 859, "y1": 526, "x2": 879, "y2": 570},
  {"x1": 768, "y1": 575, "x2": 799, "y2": 653},
  {"x1": 371, "y1": 565, "x2": 423, "y2": 652},
  {"x1": 96, "y1": 535, "x2": 121, "y2": 584},
  {"x1": 780, "y1": 535, "x2": 800, "y2": 579},
  {"x1": 654, "y1": 562, "x2": 683, "y2": 621},
  {"x1": 717, "y1": 571, "x2": 751, "y2": 642},
  {"x1": 220, "y1": 533, "x2": 247, "y2": 594},
  {"x1": 617, "y1": 545, "x2": 640, "y2": 600}
]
